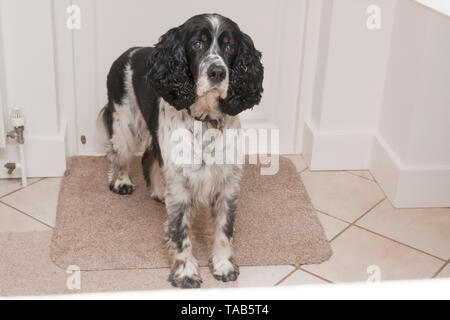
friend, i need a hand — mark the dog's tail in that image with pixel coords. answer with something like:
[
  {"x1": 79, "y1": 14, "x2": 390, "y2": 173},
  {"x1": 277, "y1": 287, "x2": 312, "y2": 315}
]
[{"x1": 96, "y1": 104, "x2": 112, "y2": 144}]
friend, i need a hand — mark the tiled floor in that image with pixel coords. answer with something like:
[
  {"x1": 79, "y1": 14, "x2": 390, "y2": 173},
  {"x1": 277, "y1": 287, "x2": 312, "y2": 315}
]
[{"x1": 0, "y1": 155, "x2": 448, "y2": 296}]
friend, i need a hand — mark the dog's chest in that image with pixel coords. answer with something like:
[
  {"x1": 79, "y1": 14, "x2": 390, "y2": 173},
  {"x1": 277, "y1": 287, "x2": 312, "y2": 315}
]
[{"x1": 158, "y1": 100, "x2": 242, "y2": 200}]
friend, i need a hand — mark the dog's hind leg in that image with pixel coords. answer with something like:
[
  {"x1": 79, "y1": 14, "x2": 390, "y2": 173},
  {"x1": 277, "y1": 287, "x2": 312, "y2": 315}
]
[
  {"x1": 107, "y1": 156, "x2": 135, "y2": 195},
  {"x1": 101, "y1": 103, "x2": 137, "y2": 195}
]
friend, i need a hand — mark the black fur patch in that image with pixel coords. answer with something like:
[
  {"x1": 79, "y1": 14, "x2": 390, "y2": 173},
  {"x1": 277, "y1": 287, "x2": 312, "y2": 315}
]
[
  {"x1": 223, "y1": 195, "x2": 239, "y2": 239},
  {"x1": 107, "y1": 47, "x2": 141, "y2": 104},
  {"x1": 130, "y1": 48, "x2": 165, "y2": 169},
  {"x1": 168, "y1": 273, "x2": 202, "y2": 289},
  {"x1": 219, "y1": 32, "x2": 264, "y2": 116},
  {"x1": 100, "y1": 103, "x2": 114, "y2": 138},
  {"x1": 141, "y1": 141, "x2": 163, "y2": 188},
  {"x1": 109, "y1": 183, "x2": 135, "y2": 195},
  {"x1": 101, "y1": 47, "x2": 140, "y2": 138},
  {"x1": 167, "y1": 203, "x2": 190, "y2": 251},
  {"x1": 141, "y1": 147, "x2": 152, "y2": 187}
]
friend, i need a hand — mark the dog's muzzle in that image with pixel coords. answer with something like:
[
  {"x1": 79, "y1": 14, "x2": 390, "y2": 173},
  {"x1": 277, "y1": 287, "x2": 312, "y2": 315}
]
[{"x1": 207, "y1": 64, "x2": 226, "y2": 84}]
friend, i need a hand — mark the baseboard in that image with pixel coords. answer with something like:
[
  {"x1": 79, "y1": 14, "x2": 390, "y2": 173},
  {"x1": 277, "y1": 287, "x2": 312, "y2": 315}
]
[
  {"x1": 370, "y1": 135, "x2": 450, "y2": 208},
  {"x1": 0, "y1": 122, "x2": 67, "y2": 178},
  {"x1": 303, "y1": 120, "x2": 374, "y2": 170}
]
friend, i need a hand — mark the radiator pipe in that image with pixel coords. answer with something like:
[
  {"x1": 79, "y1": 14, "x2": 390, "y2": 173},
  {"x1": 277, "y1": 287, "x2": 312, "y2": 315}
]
[{"x1": 4, "y1": 108, "x2": 27, "y2": 187}]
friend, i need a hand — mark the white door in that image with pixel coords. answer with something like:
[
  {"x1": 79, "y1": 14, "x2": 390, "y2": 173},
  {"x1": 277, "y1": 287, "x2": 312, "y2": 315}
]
[
  {"x1": 0, "y1": 88, "x2": 5, "y2": 149},
  {"x1": 71, "y1": 0, "x2": 307, "y2": 155}
]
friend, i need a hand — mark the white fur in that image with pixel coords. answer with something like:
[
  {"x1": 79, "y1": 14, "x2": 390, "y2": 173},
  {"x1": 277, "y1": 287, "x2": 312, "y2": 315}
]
[
  {"x1": 170, "y1": 247, "x2": 202, "y2": 284},
  {"x1": 196, "y1": 15, "x2": 229, "y2": 98},
  {"x1": 158, "y1": 99, "x2": 242, "y2": 207}
]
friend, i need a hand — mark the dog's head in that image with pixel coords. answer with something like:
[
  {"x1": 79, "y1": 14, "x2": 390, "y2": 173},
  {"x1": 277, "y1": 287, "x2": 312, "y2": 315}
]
[{"x1": 147, "y1": 14, "x2": 264, "y2": 121}]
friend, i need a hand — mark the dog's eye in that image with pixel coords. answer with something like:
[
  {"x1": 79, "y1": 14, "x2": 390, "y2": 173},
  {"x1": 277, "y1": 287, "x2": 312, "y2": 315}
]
[
  {"x1": 192, "y1": 41, "x2": 203, "y2": 51},
  {"x1": 225, "y1": 44, "x2": 233, "y2": 53}
]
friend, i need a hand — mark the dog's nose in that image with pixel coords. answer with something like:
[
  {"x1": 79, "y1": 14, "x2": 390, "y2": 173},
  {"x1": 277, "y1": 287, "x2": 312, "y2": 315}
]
[{"x1": 207, "y1": 65, "x2": 226, "y2": 83}]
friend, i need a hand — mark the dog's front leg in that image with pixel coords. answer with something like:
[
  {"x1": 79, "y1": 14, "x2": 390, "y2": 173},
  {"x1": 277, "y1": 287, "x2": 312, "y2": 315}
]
[
  {"x1": 210, "y1": 186, "x2": 240, "y2": 282},
  {"x1": 166, "y1": 182, "x2": 202, "y2": 289}
]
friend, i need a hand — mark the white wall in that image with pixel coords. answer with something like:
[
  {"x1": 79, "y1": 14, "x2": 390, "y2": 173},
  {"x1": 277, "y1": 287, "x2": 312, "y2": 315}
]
[
  {"x1": 302, "y1": 0, "x2": 396, "y2": 170},
  {"x1": 414, "y1": 0, "x2": 450, "y2": 16},
  {"x1": 0, "y1": 7, "x2": 6, "y2": 148},
  {"x1": 303, "y1": 0, "x2": 450, "y2": 207},
  {"x1": 371, "y1": 0, "x2": 450, "y2": 208}
]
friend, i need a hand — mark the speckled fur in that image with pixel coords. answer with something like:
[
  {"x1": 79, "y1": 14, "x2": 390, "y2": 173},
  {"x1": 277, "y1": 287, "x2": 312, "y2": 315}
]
[{"x1": 98, "y1": 14, "x2": 264, "y2": 288}]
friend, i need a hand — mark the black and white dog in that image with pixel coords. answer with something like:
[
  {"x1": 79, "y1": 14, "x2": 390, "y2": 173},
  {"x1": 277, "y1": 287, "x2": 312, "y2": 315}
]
[{"x1": 98, "y1": 14, "x2": 263, "y2": 288}]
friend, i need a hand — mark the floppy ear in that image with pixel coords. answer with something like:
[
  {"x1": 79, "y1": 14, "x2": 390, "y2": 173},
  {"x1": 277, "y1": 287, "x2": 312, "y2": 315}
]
[
  {"x1": 147, "y1": 26, "x2": 197, "y2": 110},
  {"x1": 219, "y1": 32, "x2": 264, "y2": 116}
]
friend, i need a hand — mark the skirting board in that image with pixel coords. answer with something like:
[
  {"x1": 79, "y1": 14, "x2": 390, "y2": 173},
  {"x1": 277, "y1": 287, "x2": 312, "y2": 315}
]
[
  {"x1": 0, "y1": 123, "x2": 67, "y2": 179},
  {"x1": 302, "y1": 120, "x2": 374, "y2": 170},
  {"x1": 370, "y1": 135, "x2": 450, "y2": 208}
]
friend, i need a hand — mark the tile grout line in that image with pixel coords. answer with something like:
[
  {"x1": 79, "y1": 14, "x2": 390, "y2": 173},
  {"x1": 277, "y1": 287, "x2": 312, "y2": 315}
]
[
  {"x1": 273, "y1": 268, "x2": 300, "y2": 287},
  {"x1": 322, "y1": 196, "x2": 447, "y2": 262},
  {"x1": 328, "y1": 224, "x2": 352, "y2": 243},
  {"x1": 274, "y1": 266, "x2": 333, "y2": 286},
  {"x1": 0, "y1": 200, "x2": 54, "y2": 230},
  {"x1": 353, "y1": 224, "x2": 447, "y2": 263},
  {"x1": 300, "y1": 169, "x2": 448, "y2": 278},
  {"x1": 328, "y1": 197, "x2": 387, "y2": 243},
  {"x1": 284, "y1": 155, "x2": 308, "y2": 173},
  {"x1": 297, "y1": 266, "x2": 333, "y2": 284},
  {"x1": 352, "y1": 198, "x2": 387, "y2": 225},
  {"x1": 298, "y1": 167, "x2": 309, "y2": 175},
  {"x1": 432, "y1": 260, "x2": 449, "y2": 278},
  {"x1": 294, "y1": 165, "x2": 364, "y2": 278},
  {"x1": 316, "y1": 209, "x2": 353, "y2": 225},
  {"x1": 295, "y1": 164, "x2": 447, "y2": 276},
  {"x1": 0, "y1": 177, "x2": 47, "y2": 200},
  {"x1": 323, "y1": 171, "x2": 447, "y2": 262},
  {"x1": 345, "y1": 171, "x2": 375, "y2": 182}
]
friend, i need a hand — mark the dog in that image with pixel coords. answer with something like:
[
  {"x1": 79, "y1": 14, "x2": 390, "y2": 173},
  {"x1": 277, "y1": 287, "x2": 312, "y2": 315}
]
[{"x1": 98, "y1": 13, "x2": 264, "y2": 288}]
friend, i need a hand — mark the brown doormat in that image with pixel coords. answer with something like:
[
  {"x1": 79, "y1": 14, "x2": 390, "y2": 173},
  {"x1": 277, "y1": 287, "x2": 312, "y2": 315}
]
[{"x1": 50, "y1": 156, "x2": 332, "y2": 271}]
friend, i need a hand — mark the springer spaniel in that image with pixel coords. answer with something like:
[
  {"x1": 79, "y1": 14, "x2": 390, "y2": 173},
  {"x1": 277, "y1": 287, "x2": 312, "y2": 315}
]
[{"x1": 98, "y1": 13, "x2": 264, "y2": 288}]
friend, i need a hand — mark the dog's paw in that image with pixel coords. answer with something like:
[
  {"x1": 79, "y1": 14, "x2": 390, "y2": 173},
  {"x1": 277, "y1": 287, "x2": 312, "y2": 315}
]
[
  {"x1": 151, "y1": 190, "x2": 165, "y2": 204},
  {"x1": 169, "y1": 274, "x2": 203, "y2": 289},
  {"x1": 110, "y1": 182, "x2": 136, "y2": 195},
  {"x1": 151, "y1": 195, "x2": 165, "y2": 204},
  {"x1": 169, "y1": 259, "x2": 202, "y2": 289},
  {"x1": 211, "y1": 257, "x2": 239, "y2": 283}
]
